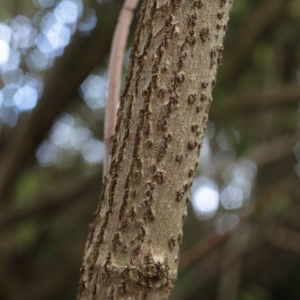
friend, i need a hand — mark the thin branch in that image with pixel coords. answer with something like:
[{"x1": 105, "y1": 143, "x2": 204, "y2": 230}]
[
  {"x1": 0, "y1": 3, "x2": 122, "y2": 203},
  {"x1": 104, "y1": 0, "x2": 139, "y2": 177}
]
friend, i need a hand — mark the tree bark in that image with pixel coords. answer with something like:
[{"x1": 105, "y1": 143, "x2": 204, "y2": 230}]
[{"x1": 78, "y1": 0, "x2": 234, "y2": 299}]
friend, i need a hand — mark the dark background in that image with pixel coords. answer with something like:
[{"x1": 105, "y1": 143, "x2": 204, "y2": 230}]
[{"x1": 0, "y1": 0, "x2": 300, "y2": 299}]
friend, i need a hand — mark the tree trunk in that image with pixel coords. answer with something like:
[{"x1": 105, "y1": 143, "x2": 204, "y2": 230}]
[{"x1": 78, "y1": 0, "x2": 234, "y2": 299}]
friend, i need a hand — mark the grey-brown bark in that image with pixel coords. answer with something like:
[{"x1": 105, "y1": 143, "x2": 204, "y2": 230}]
[{"x1": 78, "y1": 0, "x2": 234, "y2": 299}]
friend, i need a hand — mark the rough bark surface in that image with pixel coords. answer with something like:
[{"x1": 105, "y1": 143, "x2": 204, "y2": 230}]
[{"x1": 78, "y1": 0, "x2": 233, "y2": 299}]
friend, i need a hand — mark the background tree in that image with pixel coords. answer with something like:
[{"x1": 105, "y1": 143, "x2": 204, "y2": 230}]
[{"x1": 0, "y1": 0, "x2": 300, "y2": 300}]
